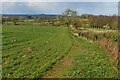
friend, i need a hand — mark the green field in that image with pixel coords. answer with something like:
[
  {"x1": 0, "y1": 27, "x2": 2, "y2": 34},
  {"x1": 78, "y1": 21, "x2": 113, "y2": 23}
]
[{"x1": 2, "y1": 25, "x2": 118, "y2": 78}]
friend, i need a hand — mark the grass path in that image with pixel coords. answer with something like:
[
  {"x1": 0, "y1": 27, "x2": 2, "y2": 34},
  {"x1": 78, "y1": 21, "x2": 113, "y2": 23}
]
[
  {"x1": 42, "y1": 28, "x2": 118, "y2": 78},
  {"x1": 42, "y1": 42, "x2": 81, "y2": 78},
  {"x1": 42, "y1": 30, "x2": 81, "y2": 78}
]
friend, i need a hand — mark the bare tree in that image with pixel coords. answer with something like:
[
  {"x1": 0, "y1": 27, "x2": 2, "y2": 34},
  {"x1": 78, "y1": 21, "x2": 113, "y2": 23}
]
[{"x1": 62, "y1": 9, "x2": 78, "y2": 27}]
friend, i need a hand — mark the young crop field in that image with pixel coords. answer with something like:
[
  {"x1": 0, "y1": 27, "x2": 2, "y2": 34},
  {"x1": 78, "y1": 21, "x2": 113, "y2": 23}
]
[
  {"x1": 42, "y1": 30, "x2": 118, "y2": 78},
  {"x1": 2, "y1": 24, "x2": 118, "y2": 78},
  {"x1": 2, "y1": 25, "x2": 72, "y2": 78}
]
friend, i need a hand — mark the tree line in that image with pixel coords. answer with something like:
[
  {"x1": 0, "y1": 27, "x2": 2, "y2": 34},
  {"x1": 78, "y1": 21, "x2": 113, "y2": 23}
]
[
  {"x1": 1, "y1": 9, "x2": 118, "y2": 30},
  {"x1": 88, "y1": 14, "x2": 118, "y2": 30}
]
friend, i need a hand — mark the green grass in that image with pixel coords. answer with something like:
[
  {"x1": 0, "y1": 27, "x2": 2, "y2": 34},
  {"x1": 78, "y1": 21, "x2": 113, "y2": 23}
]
[
  {"x1": 65, "y1": 33, "x2": 118, "y2": 78},
  {"x1": 2, "y1": 24, "x2": 118, "y2": 78},
  {"x1": 2, "y1": 25, "x2": 72, "y2": 78}
]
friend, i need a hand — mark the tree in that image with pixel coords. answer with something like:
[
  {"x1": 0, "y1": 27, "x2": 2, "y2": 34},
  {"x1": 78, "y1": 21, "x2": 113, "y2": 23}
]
[
  {"x1": 62, "y1": 9, "x2": 78, "y2": 27},
  {"x1": 12, "y1": 17, "x2": 19, "y2": 25},
  {"x1": 2, "y1": 17, "x2": 6, "y2": 24},
  {"x1": 57, "y1": 15, "x2": 66, "y2": 25},
  {"x1": 71, "y1": 17, "x2": 80, "y2": 29},
  {"x1": 62, "y1": 8, "x2": 77, "y2": 17}
]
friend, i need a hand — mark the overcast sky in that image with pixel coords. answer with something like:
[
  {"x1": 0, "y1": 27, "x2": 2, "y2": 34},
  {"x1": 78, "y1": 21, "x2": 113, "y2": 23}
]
[{"x1": 1, "y1": 2, "x2": 118, "y2": 15}]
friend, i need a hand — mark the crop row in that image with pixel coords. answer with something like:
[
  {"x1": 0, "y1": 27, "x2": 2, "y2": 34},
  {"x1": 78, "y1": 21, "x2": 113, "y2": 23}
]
[{"x1": 2, "y1": 25, "x2": 72, "y2": 78}]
